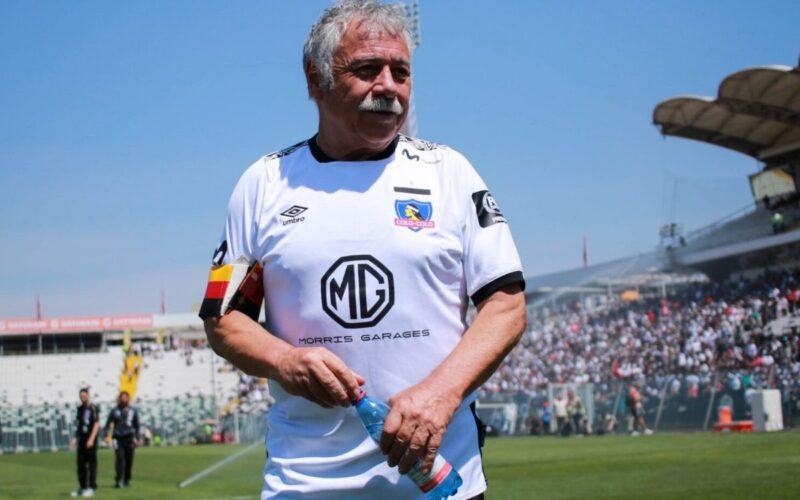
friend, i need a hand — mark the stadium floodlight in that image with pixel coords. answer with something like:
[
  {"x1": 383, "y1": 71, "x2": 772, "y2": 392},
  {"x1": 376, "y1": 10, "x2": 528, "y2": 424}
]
[
  {"x1": 404, "y1": 0, "x2": 421, "y2": 49},
  {"x1": 400, "y1": 0, "x2": 420, "y2": 138}
]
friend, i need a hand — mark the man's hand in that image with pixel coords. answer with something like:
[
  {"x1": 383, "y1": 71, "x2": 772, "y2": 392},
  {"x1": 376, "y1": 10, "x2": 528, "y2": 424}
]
[
  {"x1": 205, "y1": 313, "x2": 364, "y2": 408},
  {"x1": 379, "y1": 284, "x2": 526, "y2": 476},
  {"x1": 380, "y1": 382, "x2": 462, "y2": 476},
  {"x1": 274, "y1": 347, "x2": 364, "y2": 408},
  {"x1": 85, "y1": 439, "x2": 94, "y2": 449},
  {"x1": 69, "y1": 438, "x2": 76, "y2": 450}
]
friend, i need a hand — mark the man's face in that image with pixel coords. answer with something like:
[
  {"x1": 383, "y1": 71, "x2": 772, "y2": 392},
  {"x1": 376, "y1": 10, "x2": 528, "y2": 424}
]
[
  {"x1": 119, "y1": 393, "x2": 129, "y2": 406},
  {"x1": 311, "y1": 18, "x2": 411, "y2": 151},
  {"x1": 79, "y1": 391, "x2": 89, "y2": 405}
]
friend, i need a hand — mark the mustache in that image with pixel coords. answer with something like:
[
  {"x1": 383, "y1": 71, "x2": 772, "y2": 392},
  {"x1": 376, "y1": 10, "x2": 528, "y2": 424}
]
[{"x1": 358, "y1": 94, "x2": 404, "y2": 115}]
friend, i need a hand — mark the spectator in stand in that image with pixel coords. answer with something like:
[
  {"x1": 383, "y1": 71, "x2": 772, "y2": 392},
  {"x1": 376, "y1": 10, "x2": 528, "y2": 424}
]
[
  {"x1": 526, "y1": 410, "x2": 541, "y2": 436},
  {"x1": 553, "y1": 393, "x2": 568, "y2": 437},
  {"x1": 628, "y1": 382, "x2": 652, "y2": 436},
  {"x1": 541, "y1": 401, "x2": 552, "y2": 435},
  {"x1": 603, "y1": 413, "x2": 617, "y2": 435},
  {"x1": 772, "y1": 212, "x2": 785, "y2": 234},
  {"x1": 569, "y1": 394, "x2": 585, "y2": 436}
]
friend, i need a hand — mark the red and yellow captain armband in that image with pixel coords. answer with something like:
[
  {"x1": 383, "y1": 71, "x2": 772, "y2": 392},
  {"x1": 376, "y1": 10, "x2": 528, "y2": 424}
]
[{"x1": 199, "y1": 257, "x2": 264, "y2": 321}]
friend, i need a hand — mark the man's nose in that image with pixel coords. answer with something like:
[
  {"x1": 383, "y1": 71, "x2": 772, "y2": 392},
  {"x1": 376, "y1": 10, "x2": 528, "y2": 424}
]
[{"x1": 373, "y1": 65, "x2": 398, "y2": 96}]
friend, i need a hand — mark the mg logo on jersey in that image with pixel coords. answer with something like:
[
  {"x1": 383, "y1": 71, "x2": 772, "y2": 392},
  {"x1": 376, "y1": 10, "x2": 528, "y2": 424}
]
[{"x1": 321, "y1": 255, "x2": 394, "y2": 329}]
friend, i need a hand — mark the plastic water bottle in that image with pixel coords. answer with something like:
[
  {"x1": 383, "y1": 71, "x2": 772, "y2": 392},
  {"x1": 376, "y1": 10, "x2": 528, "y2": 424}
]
[{"x1": 353, "y1": 391, "x2": 463, "y2": 499}]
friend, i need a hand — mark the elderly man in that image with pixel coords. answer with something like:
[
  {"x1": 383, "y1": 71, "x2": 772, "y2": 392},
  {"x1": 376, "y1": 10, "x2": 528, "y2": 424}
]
[{"x1": 201, "y1": 1, "x2": 526, "y2": 498}]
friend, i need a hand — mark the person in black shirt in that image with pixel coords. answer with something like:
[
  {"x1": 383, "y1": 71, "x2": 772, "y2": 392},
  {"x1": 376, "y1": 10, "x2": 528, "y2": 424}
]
[
  {"x1": 69, "y1": 388, "x2": 100, "y2": 497},
  {"x1": 103, "y1": 391, "x2": 141, "y2": 488}
]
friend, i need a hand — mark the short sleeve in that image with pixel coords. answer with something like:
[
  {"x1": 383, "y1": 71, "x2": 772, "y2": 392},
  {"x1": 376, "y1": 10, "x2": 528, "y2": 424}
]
[
  {"x1": 199, "y1": 162, "x2": 266, "y2": 320},
  {"x1": 457, "y1": 153, "x2": 525, "y2": 306}
]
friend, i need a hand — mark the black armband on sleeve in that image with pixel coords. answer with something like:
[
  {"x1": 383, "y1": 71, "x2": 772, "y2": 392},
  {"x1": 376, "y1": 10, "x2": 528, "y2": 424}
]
[{"x1": 470, "y1": 271, "x2": 525, "y2": 307}]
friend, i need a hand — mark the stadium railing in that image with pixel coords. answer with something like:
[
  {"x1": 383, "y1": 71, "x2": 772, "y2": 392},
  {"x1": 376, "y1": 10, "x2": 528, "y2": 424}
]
[{"x1": 478, "y1": 371, "x2": 798, "y2": 437}]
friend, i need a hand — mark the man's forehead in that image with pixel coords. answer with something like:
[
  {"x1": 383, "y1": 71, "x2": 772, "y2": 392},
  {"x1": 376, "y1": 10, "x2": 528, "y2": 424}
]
[
  {"x1": 349, "y1": 18, "x2": 403, "y2": 42},
  {"x1": 338, "y1": 18, "x2": 409, "y2": 59}
]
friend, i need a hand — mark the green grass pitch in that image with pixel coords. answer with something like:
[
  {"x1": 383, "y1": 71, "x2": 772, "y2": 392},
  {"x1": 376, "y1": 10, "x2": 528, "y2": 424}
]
[{"x1": 1, "y1": 431, "x2": 799, "y2": 499}]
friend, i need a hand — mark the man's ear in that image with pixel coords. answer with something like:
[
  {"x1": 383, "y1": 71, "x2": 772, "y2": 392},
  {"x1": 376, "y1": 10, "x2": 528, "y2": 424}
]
[{"x1": 305, "y1": 60, "x2": 323, "y2": 101}]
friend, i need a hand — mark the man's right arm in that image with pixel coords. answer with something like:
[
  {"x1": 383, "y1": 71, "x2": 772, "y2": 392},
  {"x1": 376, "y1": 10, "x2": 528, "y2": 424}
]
[
  {"x1": 204, "y1": 310, "x2": 363, "y2": 408},
  {"x1": 203, "y1": 162, "x2": 362, "y2": 408}
]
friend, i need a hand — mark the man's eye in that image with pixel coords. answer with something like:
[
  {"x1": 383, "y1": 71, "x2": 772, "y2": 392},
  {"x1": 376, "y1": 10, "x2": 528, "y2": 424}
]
[
  {"x1": 354, "y1": 66, "x2": 379, "y2": 77},
  {"x1": 392, "y1": 68, "x2": 410, "y2": 80}
]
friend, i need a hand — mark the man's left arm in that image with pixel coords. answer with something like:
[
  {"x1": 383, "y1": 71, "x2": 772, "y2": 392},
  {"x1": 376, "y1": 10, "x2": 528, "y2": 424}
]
[{"x1": 380, "y1": 283, "x2": 526, "y2": 475}]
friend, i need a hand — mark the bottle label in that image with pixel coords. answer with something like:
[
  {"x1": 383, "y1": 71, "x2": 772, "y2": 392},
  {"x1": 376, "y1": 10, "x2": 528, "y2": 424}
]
[{"x1": 408, "y1": 455, "x2": 452, "y2": 493}]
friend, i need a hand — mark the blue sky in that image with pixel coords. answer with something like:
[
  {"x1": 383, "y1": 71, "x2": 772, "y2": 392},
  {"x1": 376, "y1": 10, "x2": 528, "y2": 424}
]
[{"x1": 0, "y1": 0, "x2": 797, "y2": 317}]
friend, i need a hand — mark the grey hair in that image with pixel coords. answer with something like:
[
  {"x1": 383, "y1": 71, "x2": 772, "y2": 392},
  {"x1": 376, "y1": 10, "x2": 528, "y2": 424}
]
[{"x1": 304, "y1": 0, "x2": 412, "y2": 91}]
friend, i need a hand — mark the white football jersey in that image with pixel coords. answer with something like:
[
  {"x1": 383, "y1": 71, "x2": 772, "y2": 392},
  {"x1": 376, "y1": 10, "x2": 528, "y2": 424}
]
[{"x1": 201, "y1": 135, "x2": 524, "y2": 499}]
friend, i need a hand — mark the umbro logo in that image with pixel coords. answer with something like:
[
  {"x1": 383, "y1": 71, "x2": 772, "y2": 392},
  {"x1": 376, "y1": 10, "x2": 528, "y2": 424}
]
[
  {"x1": 281, "y1": 205, "x2": 307, "y2": 218},
  {"x1": 280, "y1": 205, "x2": 308, "y2": 226}
]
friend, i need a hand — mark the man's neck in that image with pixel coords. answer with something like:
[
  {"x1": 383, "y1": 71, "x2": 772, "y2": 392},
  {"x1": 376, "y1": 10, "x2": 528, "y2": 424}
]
[{"x1": 314, "y1": 128, "x2": 397, "y2": 162}]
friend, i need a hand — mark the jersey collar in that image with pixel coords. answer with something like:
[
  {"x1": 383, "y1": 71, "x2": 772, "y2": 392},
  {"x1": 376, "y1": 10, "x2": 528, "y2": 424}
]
[{"x1": 308, "y1": 134, "x2": 399, "y2": 163}]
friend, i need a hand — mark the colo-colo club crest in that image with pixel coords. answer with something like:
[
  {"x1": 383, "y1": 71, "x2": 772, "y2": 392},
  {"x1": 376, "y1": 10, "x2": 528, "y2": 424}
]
[{"x1": 394, "y1": 199, "x2": 435, "y2": 232}]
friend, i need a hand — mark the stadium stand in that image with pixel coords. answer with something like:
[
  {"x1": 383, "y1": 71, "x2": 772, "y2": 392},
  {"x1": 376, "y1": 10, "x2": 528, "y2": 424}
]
[
  {"x1": 0, "y1": 348, "x2": 125, "y2": 406},
  {"x1": 652, "y1": 58, "x2": 800, "y2": 276},
  {"x1": 0, "y1": 345, "x2": 242, "y2": 407},
  {"x1": 481, "y1": 269, "x2": 800, "y2": 434},
  {"x1": 136, "y1": 347, "x2": 240, "y2": 403},
  {"x1": 0, "y1": 336, "x2": 268, "y2": 452}
]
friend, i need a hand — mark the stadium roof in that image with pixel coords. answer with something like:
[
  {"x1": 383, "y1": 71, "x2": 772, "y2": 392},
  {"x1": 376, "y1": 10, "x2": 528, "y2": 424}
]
[
  {"x1": 653, "y1": 61, "x2": 800, "y2": 165},
  {"x1": 526, "y1": 252, "x2": 665, "y2": 293}
]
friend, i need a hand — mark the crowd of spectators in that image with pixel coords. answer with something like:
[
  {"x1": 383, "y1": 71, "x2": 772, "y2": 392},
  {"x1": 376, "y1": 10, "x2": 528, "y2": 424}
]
[{"x1": 479, "y1": 270, "x2": 800, "y2": 424}]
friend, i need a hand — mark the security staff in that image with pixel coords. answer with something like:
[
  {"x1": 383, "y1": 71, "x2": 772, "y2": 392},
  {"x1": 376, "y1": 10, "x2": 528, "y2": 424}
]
[
  {"x1": 103, "y1": 391, "x2": 141, "y2": 488},
  {"x1": 69, "y1": 388, "x2": 100, "y2": 497}
]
